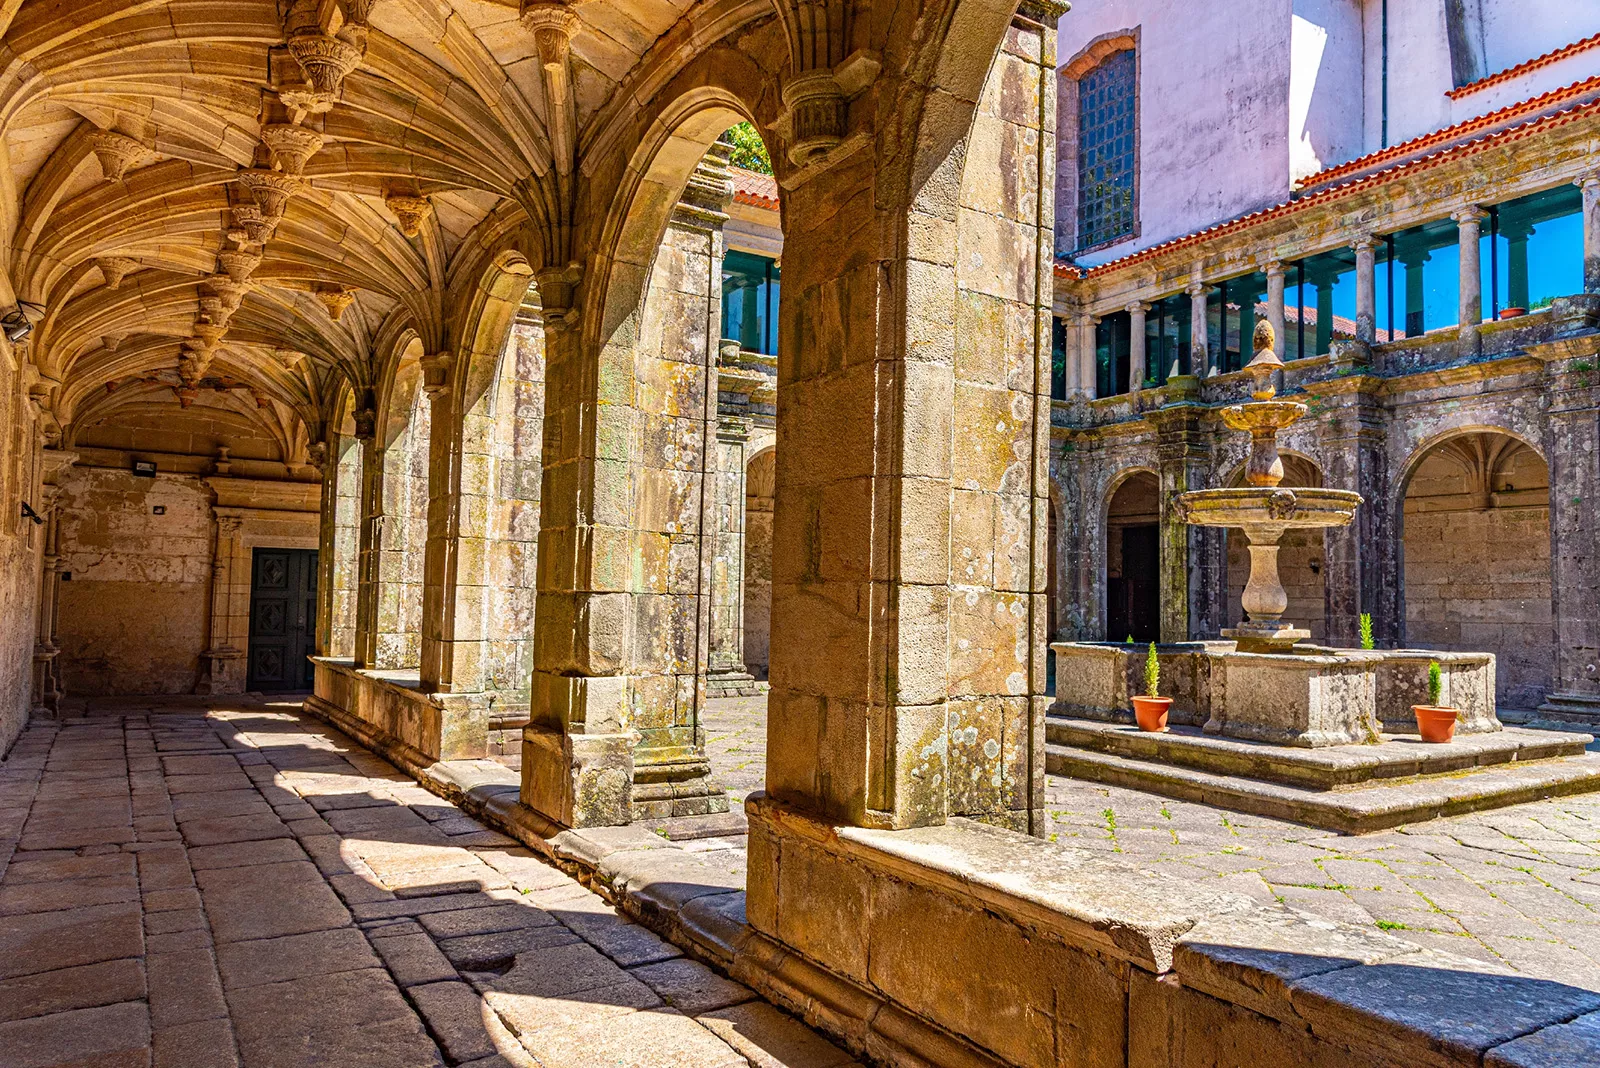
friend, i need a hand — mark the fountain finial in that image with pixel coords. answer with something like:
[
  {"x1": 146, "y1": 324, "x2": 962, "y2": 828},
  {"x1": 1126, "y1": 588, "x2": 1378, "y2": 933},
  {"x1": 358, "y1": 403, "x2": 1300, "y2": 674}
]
[{"x1": 1246, "y1": 319, "x2": 1280, "y2": 401}]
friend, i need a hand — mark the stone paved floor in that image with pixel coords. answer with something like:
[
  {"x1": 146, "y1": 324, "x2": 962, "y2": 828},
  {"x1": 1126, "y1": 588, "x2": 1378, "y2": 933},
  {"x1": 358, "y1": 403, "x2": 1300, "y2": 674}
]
[
  {"x1": 700, "y1": 694, "x2": 1600, "y2": 991},
  {"x1": 0, "y1": 697, "x2": 857, "y2": 1068}
]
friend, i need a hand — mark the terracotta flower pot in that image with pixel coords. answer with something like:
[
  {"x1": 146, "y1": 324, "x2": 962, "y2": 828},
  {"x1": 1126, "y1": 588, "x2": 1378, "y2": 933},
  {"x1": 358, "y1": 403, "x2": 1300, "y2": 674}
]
[
  {"x1": 1498, "y1": 307, "x2": 1526, "y2": 320},
  {"x1": 1132, "y1": 696, "x2": 1172, "y2": 733},
  {"x1": 1413, "y1": 705, "x2": 1459, "y2": 744}
]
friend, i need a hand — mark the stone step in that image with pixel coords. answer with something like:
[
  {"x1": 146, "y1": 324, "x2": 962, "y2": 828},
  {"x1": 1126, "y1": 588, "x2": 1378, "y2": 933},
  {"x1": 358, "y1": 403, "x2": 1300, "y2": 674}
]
[
  {"x1": 1045, "y1": 716, "x2": 1590, "y2": 790},
  {"x1": 1045, "y1": 743, "x2": 1600, "y2": 834}
]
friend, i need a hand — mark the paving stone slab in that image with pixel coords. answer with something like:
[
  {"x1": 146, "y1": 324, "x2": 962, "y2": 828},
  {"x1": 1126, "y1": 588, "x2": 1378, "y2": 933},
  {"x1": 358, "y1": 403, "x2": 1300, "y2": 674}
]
[
  {"x1": 369, "y1": 931, "x2": 461, "y2": 988},
  {"x1": 0, "y1": 1001, "x2": 151, "y2": 1068},
  {"x1": 197, "y1": 861, "x2": 351, "y2": 942},
  {"x1": 0, "y1": 873, "x2": 140, "y2": 916},
  {"x1": 408, "y1": 981, "x2": 501, "y2": 1063},
  {"x1": 438, "y1": 925, "x2": 584, "y2": 971},
  {"x1": 417, "y1": 902, "x2": 561, "y2": 941},
  {"x1": 0, "y1": 902, "x2": 144, "y2": 981},
  {"x1": 0, "y1": 958, "x2": 146, "y2": 1024},
  {"x1": 696, "y1": 1002, "x2": 860, "y2": 1068},
  {"x1": 147, "y1": 948, "x2": 229, "y2": 1027},
  {"x1": 186, "y1": 838, "x2": 308, "y2": 871},
  {"x1": 152, "y1": 1017, "x2": 240, "y2": 1068},
  {"x1": 629, "y1": 958, "x2": 755, "y2": 1014},
  {"x1": 216, "y1": 927, "x2": 382, "y2": 989},
  {"x1": 485, "y1": 975, "x2": 663, "y2": 1037},
  {"x1": 518, "y1": 1006, "x2": 747, "y2": 1068}
]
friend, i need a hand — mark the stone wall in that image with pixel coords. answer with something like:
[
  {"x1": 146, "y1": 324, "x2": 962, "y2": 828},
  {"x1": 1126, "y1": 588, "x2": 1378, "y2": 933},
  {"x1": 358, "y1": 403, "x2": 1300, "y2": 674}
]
[
  {"x1": 0, "y1": 350, "x2": 43, "y2": 755},
  {"x1": 56, "y1": 468, "x2": 213, "y2": 695},
  {"x1": 1402, "y1": 438, "x2": 1553, "y2": 709},
  {"x1": 376, "y1": 379, "x2": 431, "y2": 670},
  {"x1": 329, "y1": 437, "x2": 362, "y2": 658},
  {"x1": 742, "y1": 447, "x2": 774, "y2": 677}
]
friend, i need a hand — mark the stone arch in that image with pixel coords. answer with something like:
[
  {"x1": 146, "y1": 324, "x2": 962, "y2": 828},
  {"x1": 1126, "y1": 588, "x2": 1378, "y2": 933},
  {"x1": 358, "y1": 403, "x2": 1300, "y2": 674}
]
[
  {"x1": 1398, "y1": 427, "x2": 1553, "y2": 709},
  {"x1": 1104, "y1": 468, "x2": 1160, "y2": 642},
  {"x1": 325, "y1": 385, "x2": 365, "y2": 661},
  {"x1": 1223, "y1": 452, "x2": 1328, "y2": 642},
  {"x1": 373, "y1": 341, "x2": 430, "y2": 671}
]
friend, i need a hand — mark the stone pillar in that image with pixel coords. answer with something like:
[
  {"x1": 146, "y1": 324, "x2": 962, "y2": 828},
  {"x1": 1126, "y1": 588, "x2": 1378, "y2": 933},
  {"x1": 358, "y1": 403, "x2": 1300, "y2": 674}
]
[
  {"x1": 353, "y1": 424, "x2": 383, "y2": 669},
  {"x1": 1537, "y1": 352, "x2": 1600, "y2": 721},
  {"x1": 419, "y1": 352, "x2": 465, "y2": 692},
  {"x1": 1402, "y1": 250, "x2": 1429, "y2": 337},
  {"x1": 1308, "y1": 383, "x2": 1394, "y2": 648},
  {"x1": 196, "y1": 515, "x2": 246, "y2": 693},
  {"x1": 1579, "y1": 173, "x2": 1600, "y2": 294},
  {"x1": 1265, "y1": 260, "x2": 1287, "y2": 360},
  {"x1": 1150, "y1": 406, "x2": 1221, "y2": 643},
  {"x1": 523, "y1": 148, "x2": 733, "y2": 827},
  {"x1": 1313, "y1": 276, "x2": 1335, "y2": 355},
  {"x1": 1075, "y1": 313, "x2": 1098, "y2": 398},
  {"x1": 707, "y1": 412, "x2": 758, "y2": 695},
  {"x1": 1500, "y1": 218, "x2": 1532, "y2": 311},
  {"x1": 1188, "y1": 282, "x2": 1209, "y2": 377},
  {"x1": 313, "y1": 433, "x2": 340, "y2": 656},
  {"x1": 1353, "y1": 235, "x2": 1377, "y2": 344},
  {"x1": 1454, "y1": 206, "x2": 1486, "y2": 351},
  {"x1": 1127, "y1": 301, "x2": 1148, "y2": 393},
  {"x1": 30, "y1": 449, "x2": 75, "y2": 717}
]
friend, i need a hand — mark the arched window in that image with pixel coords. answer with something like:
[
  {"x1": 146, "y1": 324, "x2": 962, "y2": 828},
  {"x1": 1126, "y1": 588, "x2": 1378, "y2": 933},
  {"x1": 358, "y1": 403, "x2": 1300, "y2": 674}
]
[{"x1": 1076, "y1": 48, "x2": 1137, "y2": 250}]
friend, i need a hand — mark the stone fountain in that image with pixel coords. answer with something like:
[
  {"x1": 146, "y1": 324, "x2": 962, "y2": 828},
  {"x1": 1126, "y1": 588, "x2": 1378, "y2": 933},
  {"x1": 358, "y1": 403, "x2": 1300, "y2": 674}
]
[{"x1": 1177, "y1": 320, "x2": 1361, "y2": 653}]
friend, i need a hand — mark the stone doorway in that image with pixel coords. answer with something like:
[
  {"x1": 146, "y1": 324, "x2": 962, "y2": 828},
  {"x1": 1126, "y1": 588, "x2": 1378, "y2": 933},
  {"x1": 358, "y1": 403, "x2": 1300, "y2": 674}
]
[
  {"x1": 1106, "y1": 472, "x2": 1160, "y2": 642},
  {"x1": 247, "y1": 548, "x2": 317, "y2": 691}
]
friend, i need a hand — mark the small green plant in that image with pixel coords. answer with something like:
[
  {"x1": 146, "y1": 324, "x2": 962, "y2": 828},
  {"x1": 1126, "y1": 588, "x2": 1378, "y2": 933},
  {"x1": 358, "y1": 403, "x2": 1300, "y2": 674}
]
[
  {"x1": 1428, "y1": 660, "x2": 1443, "y2": 706},
  {"x1": 1126, "y1": 634, "x2": 1134, "y2": 645},
  {"x1": 1359, "y1": 613, "x2": 1374, "y2": 650},
  {"x1": 1144, "y1": 643, "x2": 1160, "y2": 698},
  {"x1": 1375, "y1": 920, "x2": 1410, "y2": 931}
]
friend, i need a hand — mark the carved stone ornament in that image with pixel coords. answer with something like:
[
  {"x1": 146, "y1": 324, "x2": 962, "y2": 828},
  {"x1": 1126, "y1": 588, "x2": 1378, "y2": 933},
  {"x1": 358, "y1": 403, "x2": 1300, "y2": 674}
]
[
  {"x1": 781, "y1": 69, "x2": 846, "y2": 166},
  {"x1": 88, "y1": 131, "x2": 147, "y2": 183},
  {"x1": 205, "y1": 276, "x2": 250, "y2": 312},
  {"x1": 97, "y1": 256, "x2": 138, "y2": 289},
  {"x1": 385, "y1": 193, "x2": 432, "y2": 238},
  {"x1": 420, "y1": 351, "x2": 452, "y2": 397},
  {"x1": 1265, "y1": 489, "x2": 1299, "y2": 521},
  {"x1": 520, "y1": 2, "x2": 581, "y2": 69},
  {"x1": 236, "y1": 168, "x2": 303, "y2": 220},
  {"x1": 315, "y1": 285, "x2": 356, "y2": 321},
  {"x1": 353, "y1": 405, "x2": 377, "y2": 440},
  {"x1": 217, "y1": 249, "x2": 262, "y2": 284},
  {"x1": 232, "y1": 204, "x2": 277, "y2": 246},
  {"x1": 534, "y1": 261, "x2": 583, "y2": 331},
  {"x1": 286, "y1": 30, "x2": 364, "y2": 99},
  {"x1": 260, "y1": 124, "x2": 325, "y2": 175}
]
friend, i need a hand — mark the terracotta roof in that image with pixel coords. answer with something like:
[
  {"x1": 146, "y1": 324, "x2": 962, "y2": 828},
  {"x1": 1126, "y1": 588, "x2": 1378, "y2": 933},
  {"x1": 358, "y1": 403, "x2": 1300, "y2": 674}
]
[
  {"x1": 1297, "y1": 73, "x2": 1600, "y2": 191},
  {"x1": 1447, "y1": 33, "x2": 1600, "y2": 100},
  {"x1": 1053, "y1": 89, "x2": 1600, "y2": 282},
  {"x1": 730, "y1": 166, "x2": 778, "y2": 210}
]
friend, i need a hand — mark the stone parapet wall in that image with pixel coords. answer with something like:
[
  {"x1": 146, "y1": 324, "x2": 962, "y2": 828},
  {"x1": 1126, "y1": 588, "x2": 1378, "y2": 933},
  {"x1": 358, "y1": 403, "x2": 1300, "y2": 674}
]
[{"x1": 308, "y1": 656, "x2": 487, "y2": 763}]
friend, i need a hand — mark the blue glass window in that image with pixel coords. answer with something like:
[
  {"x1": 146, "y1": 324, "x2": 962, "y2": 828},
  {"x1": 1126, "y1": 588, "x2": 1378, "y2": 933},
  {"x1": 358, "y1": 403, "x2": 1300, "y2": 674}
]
[{"x1": 1077, "y1": 50, "x2": 1136, "y2": 250}]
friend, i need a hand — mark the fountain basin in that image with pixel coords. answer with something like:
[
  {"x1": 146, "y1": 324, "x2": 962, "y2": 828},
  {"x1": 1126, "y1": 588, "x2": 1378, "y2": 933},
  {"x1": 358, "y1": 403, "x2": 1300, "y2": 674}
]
[{"x1": 1176, "y1": 486, "x2": 1363, "y2": 531}]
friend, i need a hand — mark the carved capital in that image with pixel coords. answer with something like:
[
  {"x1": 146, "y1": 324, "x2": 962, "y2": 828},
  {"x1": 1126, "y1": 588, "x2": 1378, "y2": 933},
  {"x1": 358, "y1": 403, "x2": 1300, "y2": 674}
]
[
  {"x1": 286, "y1": 30, "x2": 364, "y2": 100},
  {"x1": 781, "y1": 69, "x2": 845, "y2": 166},
  {"x1": 261, "y1": 123, "x2": 325, "y2": 175},
  {"x1": 97, "y1": 257, "x2": 139, "y2": 289},
  {"x1": 385, "y1": 193, "x2": 433, "y2": 238},
  {"x1": 420, "y1": 352, "x2": 452, "y2": 397},
  {"x1": 314, "y1": 285, "x2": 356, "y2": 321},
  {"x1": 236, "y1": 168, "x2": 303, "y2": 220},
  {"x1": 87, "y1": 131, "x2": 147, "y2": 183},
  {"x1": 217, "y1": 249, "x2": 262, "y2": 284},
  {"x1": 521, "y1": 2, "x2": 581, "y2": 68},
  {"x1": 535, "y1": 261, "x2": 583, "y2": 332}
]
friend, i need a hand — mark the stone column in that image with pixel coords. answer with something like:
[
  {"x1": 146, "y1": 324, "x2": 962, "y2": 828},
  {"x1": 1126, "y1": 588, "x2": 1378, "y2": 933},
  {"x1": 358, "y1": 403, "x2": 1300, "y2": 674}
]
[
  {"x1": 30, "y1": 449, "x2": 75, "y2": 717},
  {"x1": 1308, "y1": 382, "x2": 1394, "y2": 648},
  {"x1": 196, "y1": 515, "x2": 246, "y2": 693},
  {"x1": 1578, "y1": 173, "x2": 1600, "y2": 294},
  {"x1": 1352, "y1": 235, "x2": 1377, "y2": 344},
  {"x1": 1402, "y1": 249, "x2": 1429, "y2": 337},
  {"x1": 1537, "y1": 353, "x2": 1600, "y2": 721},
  {"x1": 707, "y1": 411, "x2": 758, "y2": 695},
  {"x1": 1150, "y1": 406, "x2": 1222, "y2": 643},
  {"x1": 1127, "y1": 301, "x2": 1148, "y2": 394},
  {"x1": 419, "y1": 352, "x2": 464, "y2": 692},
  {"x1": 313, "y1": 433, "x2": 340, "y2": 656},
  {"x1": 1265, "y1": 260, "x2": 1287, "y2": 360},
  {"x1": 1188, "y1": 282, "x2": 1209, "y2": 377},
  {"x1": 353, "y1": 422, "x2": 383, "y2": 669},
  {"x1": 523, "y1": 149, "x2": 733, "y2": 826},
  {"x1": 1074, "y1": 313, "x2": 1098, "y2": 398},
  {"x1": 1454, "y1": 206, "x2": 1486, "y2": 351}
]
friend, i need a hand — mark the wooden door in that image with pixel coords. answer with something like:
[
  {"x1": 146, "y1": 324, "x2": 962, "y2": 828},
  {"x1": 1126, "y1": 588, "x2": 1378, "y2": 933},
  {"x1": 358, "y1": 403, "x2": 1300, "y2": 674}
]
[{"x1": 247, "y1": 548, "x2": 318, "y2": 691}]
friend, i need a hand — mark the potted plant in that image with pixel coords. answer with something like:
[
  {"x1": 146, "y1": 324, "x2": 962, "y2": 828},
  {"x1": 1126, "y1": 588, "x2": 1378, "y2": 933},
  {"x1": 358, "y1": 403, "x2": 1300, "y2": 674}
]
[
  {"x1": 1131, "y1": 642, "x2": 1172, "y2": 733},
  {"x1": 1498, "y1": 307, "x2": 1527, "y2": 320},
  {"x1": 1413, "y1": 660, "x2": 1459, "y2": 743}
]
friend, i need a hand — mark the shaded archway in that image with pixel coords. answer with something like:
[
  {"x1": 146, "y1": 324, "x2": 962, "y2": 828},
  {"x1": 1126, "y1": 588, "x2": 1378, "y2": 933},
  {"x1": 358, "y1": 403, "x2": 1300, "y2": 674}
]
[
  {"x1": 1401, "y1": 430, "x2": 1552, "y2": 709},
  {"x1": 1106, "y1": 471, "x2": 1159, "y2": 642},
  {"x1": 1224, "y1": 453, "x2": 1326, "y2": 642},
  {"x1": 374, "y1": 344, "x2": 430, "y2": 671}
]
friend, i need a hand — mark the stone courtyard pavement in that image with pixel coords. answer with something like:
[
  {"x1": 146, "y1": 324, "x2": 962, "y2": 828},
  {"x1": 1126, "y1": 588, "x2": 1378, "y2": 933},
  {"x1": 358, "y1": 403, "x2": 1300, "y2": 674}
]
[
  {"x1": 0, "y1": 697, "x2": 856, "y2": 1068},
  {"x1": 702, "y1": 694, "x2": 1600, "y2": 990}
]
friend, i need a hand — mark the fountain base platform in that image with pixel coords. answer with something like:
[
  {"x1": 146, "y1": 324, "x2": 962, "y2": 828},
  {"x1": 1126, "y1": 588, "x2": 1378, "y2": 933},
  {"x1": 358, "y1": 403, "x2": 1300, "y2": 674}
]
[{"x1": 1044, "y1": 716, "x2": 1600, "y2": 833}]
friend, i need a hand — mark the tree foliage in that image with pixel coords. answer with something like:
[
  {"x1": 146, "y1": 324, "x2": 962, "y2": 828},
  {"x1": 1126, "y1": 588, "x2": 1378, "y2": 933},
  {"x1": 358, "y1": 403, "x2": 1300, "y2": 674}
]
[{"x1": 722, "y1": 122, "x2": 772, "y2": 174}]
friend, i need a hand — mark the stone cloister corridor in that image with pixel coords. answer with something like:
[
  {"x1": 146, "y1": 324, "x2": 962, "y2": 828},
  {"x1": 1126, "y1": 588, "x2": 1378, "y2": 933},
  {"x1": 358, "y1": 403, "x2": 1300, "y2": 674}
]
[{"x1": 5, "y1": 0, "x2": 1600, "y2": 1066}]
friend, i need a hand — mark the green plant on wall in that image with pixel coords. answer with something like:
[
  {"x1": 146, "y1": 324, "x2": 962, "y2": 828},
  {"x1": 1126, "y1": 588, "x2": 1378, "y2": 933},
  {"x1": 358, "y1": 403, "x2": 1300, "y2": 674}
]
[
  {"x1": 1359, "y1": 613, "x2": 1374, "y2": 650},
  {"x1": 1428, "y1": 660, "x2": 1443, "y2": 706},
  {"x1": 1144, "y1": 643, "x2": 1160, "y2": 698},
  {"x1": 1126, "y1": 634, "x2": 1134, "y2": 645}
]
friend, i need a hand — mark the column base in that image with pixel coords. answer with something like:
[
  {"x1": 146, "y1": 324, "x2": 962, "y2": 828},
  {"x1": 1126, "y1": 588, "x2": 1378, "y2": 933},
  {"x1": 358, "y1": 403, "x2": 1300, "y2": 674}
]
[
  {"x1": 194, "y1": 649, "x2": 246, "y2": 694},
  {"x1": 520, "y1": 724, "x2": 637, "y2": 828},
  {"x1": 633, "y1": 753, "x2": 729, "y2": 820},
  {"x1": 706, "y1": 668, "x2": 769, "y2": 698},
  {"x1": 1532, "y1": 692, "x2": 1600, "y2": 729}
]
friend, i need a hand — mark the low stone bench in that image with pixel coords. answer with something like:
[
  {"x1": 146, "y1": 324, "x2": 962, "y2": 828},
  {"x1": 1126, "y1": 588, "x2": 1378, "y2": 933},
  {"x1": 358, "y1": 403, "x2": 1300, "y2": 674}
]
[{"x1": 306, "y1": 656, "x2": 489, "y2": 763}]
